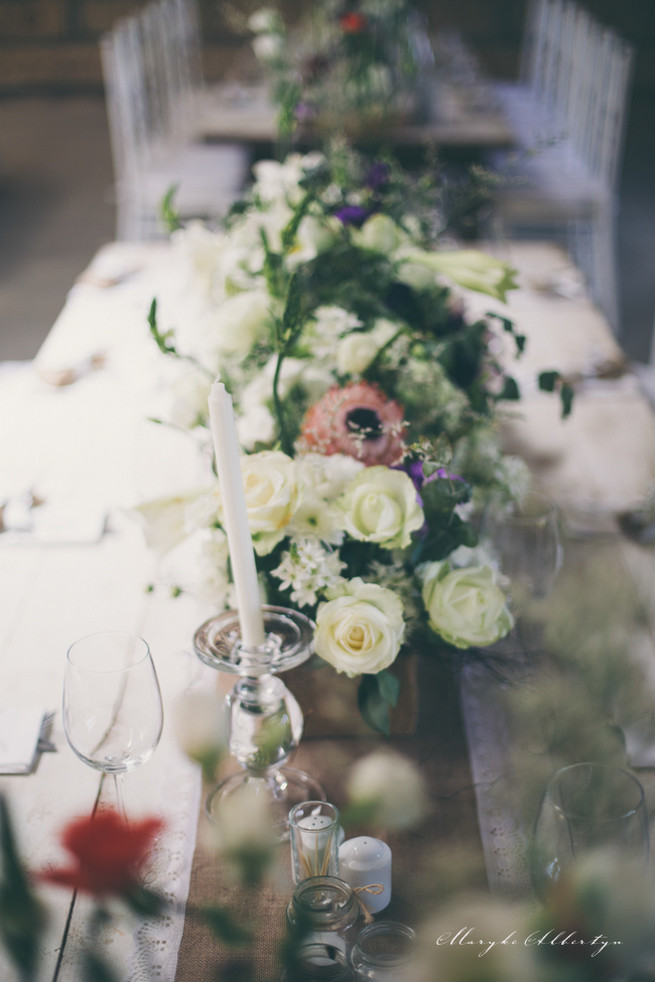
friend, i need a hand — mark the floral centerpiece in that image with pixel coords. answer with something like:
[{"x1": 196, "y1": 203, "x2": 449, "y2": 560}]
[
  {"x1": 247, "y1": 0, "x2": 435, "y2": 141},
  {"x1": 141, "y1": 147, "x2": 569, "y2": 732}
]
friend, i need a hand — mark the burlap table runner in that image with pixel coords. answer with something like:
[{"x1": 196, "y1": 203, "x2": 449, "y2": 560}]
[{"x1": 174, "y1": 657, "x2": 485, "y2": 980}]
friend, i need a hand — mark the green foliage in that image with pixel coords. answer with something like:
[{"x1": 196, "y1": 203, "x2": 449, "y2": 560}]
[
  {"x1": 357, "y1": 669, "x2": 401, "y2": 735},
  {"x1": 0, "y1": 793, "x2": 47, "y2": 979},
  {"x1": 159, "y1": 185, "x2": 182, "y2": 233},
  {"x1": 538, "y1": 370, "x2": 575, "y2": 419}
]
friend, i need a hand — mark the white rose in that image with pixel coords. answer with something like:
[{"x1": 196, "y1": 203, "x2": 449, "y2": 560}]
[
  {"x1": 336, "y1": 333, "x2": 380, "y2": 376},
  {"x1": 207, "y1": 781, "x2": 277, "y2": 881},
  {"x1": 247, "y1": 8, "x2": 282, "y2": 33},
  {"x1": 252, "y1": 159, "x2": 292, "y2": 202},
  {"x1": 234, "y1": 450, "x2": 299, "y2": 555},
  {"x1": 252, "y1": 153, "x2": 325, "y2": 206},
  {"x1": 133, "y1": 488, "x2": 212, "y2": 554},
  {"x1": 211, "y1": 290, "x2": 271, "y2": 355},
  {"x1": 173, "y1": 688, "x2": 229, "y2": 773},
  {"x1": 315, "y1": 578, "x2": 405, "y2": 677},
  {"x1": 339, "y1": 467, "x2": 424, "y2": 549},
  {"x1": 252, "y1": 32, "x2": 284, "y2": 61},
  {"x1": 290, "y1": 453, "x2": 364, "y2": 543},
  {"x1": 286, "y1": 213, "x2": 336, "y2": 266},
  {"x1": 353, "y1": 213, "x2": 408, "y2": 254},
  {"x1": 421, "y1": 561, "x2": 514, "y2": 648},
  {"x1": 336, "y1": 319, "x2": 398, "y2": 376},
  {"x1": 346, "y1": 750, "x2": 427, "y2": 828}
]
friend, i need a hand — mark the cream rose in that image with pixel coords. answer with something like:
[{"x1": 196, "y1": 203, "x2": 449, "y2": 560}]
[
  {"x1": 235, "y1": 450, "x2": 299, "y2": 555},
  {"x1": 353, "y1": 213, "x2": 407, "y2": 254},
  {"x1": 252, "y1": 32, "x2": 284, "y2": 61},
  {"x1": 336, "y1": 319, "x2": 397, "y2": 376},
  {"x1": 133, "y1": 488, "x2": 213, "y2": 555},
  {"x1": 286, "y1": 213, "x2": 336, "y2": 267},
  {"x1": 339, "y1": 467, "x2": 424, "y2": 549},
  {"x1": 247, "y1": 7, "x2": 282, "y2": 34},
  {"x1": 421, "y1": 561, "x2": 514, "y2": 648},
  {"x1": 315, "y1": 578, "x2": 405, "y2": 677}
]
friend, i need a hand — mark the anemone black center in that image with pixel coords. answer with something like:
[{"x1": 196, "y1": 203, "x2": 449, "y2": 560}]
[{"x1": 345, "y1": 408, "x2": 383, "y2": 438}]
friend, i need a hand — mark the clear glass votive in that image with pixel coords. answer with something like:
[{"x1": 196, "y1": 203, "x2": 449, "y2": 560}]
[
  {"x1": 286, "y1": 875, "x2": 362, "y2": 964},
  {"x1": 351, "y1": 921, "x2": 417, "y2": 981},
  {"x1": 290, "y1": 800, "x2": 340, "y2": 884}
]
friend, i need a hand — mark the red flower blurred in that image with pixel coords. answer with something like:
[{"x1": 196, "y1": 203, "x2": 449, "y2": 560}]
[
  {"x1": 297, "y1": 381, "x2": 407, "y2": 466},
  {"x1": 339, "y1": 11, "x2": 367, "y2": 33},
  {"x1": 41, "y1": 810, "x2": 163, "y2": 897}
]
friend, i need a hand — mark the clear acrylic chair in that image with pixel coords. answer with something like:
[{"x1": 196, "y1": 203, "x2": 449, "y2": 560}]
[
  {"x1": 100, "y1": 7, "x2": 251, "y2": 241},
  {"x1": 490, "y1": 2, "x2": 634, "y2": 334}
]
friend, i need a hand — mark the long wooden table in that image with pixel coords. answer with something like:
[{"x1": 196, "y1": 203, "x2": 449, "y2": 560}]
[
  {"x1": 197, "y1": 75, "x2": 514, "y2": 153},
  {"x1": 1, "y1": 239, "x2": 655, "y2": 979}
]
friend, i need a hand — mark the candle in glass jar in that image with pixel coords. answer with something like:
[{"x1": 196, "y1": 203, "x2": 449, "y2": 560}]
[
  {"x1": 338, "y1": 837, "x2": 391, "y2": 913},
  {"x1": 208, "y1": 380, "x2": 266, "y2": 649}
]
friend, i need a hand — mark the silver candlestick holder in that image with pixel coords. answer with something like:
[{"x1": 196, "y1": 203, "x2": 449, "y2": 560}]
[{"x1": 193, "y1": 604, "x2": 325, "y2": 838}]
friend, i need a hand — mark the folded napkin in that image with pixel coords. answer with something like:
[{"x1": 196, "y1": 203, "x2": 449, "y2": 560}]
[{"x1": 0, "y1": 707, "x2": 51, "y2": 774}]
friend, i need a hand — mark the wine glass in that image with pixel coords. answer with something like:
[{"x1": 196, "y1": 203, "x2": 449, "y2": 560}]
[
  {"x1": 483, "y1": 491, "x2": 564, "y2": 610},
  {"x1": 530, "y1": 762, "x2": 649, "y2": 901},
  {"x1": 63, "y1": 631, "x2": 164, "y2": 819}
]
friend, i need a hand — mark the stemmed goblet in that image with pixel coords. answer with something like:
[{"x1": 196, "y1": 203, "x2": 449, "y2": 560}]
[
  {"x1": 483, "y1": 490, "x2": 564, "y2": 610},
  {"x1": 481, "y1": 491, "x2": 563, "y2": 663},
  {"x1": 63, "y1": 631, "x2": 164, "y2": 819},
  {"x1": 530, "y1": 762, "x2": 649, "y2": 901}
]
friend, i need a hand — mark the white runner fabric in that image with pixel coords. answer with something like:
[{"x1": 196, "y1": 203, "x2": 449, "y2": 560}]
[{"x1": 0, "y1": 244, "x2": 219, "y2": 981}]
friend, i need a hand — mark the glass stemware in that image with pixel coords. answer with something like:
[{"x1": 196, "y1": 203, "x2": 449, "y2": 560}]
[
  {"x1": 530, "y1": 762, "x2": 649, "y2": 900},
  {"x1": 483, "y1": 490, "x2": 564, "y2": 610},
  {"x1": 193, "y1": 605, "x2": 326, "y2": 839},
  {"x1": 63, "y1": 631, "x2": 164, "y2": 819}
]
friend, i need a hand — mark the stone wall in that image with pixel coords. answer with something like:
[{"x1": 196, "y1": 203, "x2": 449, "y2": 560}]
[{"x1": 0, "y1": 0, "x2": 652, "y2": 98}]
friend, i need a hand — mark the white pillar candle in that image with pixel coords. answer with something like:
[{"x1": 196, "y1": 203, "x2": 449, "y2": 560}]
[
  {"x1": 208, "y1": 380, "x2": 266, "y2": 649},
  {"x1": 338, "y1": 837, "x2": 392, "y2": 913}
]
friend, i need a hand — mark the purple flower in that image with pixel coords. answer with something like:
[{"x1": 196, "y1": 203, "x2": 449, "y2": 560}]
[
  {"x1": 334, "y1": 204, "x2": 371, "y2": 227},
  {"x1": 401, "y1": 460, "x2": 464, "y2": 499},
  {"x1": 364, "y1": 162, "x2": 391, "y2": 191},
  {"x1": 294, "y1": 101, "x2": 315, "y2": 123}
]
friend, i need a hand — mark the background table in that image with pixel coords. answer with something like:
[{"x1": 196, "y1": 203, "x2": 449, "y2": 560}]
[{"x1": 199, "y1": 76, "x2": 514, "y2": 154}]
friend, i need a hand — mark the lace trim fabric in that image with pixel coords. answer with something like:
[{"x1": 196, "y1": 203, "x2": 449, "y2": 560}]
[
  {"x1": 459, "y1": 662, "x2": 532, "y2": 898},
  {"x1": 59, "y1": 743, "x2": 202, "y2": 981}
]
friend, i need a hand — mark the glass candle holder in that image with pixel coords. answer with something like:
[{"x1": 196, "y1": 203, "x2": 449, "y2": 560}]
[
  {"x1": 290, "y1": 801, "x2": 340, "y2": 884},
  {"x1": 287, "y1": 875, "x2": 362, "y2": 964},
  {"x1": 193, "y1": 606, "x2": 326, "y2": 838},
  {"x1": 351, "y1": 921, "x2": 416, "y2": 981}
]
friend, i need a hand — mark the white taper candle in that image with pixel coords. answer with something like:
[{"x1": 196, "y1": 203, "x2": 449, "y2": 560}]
[{"x1": 208, "y1": 380, "x2": 266, "y2": 648}]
